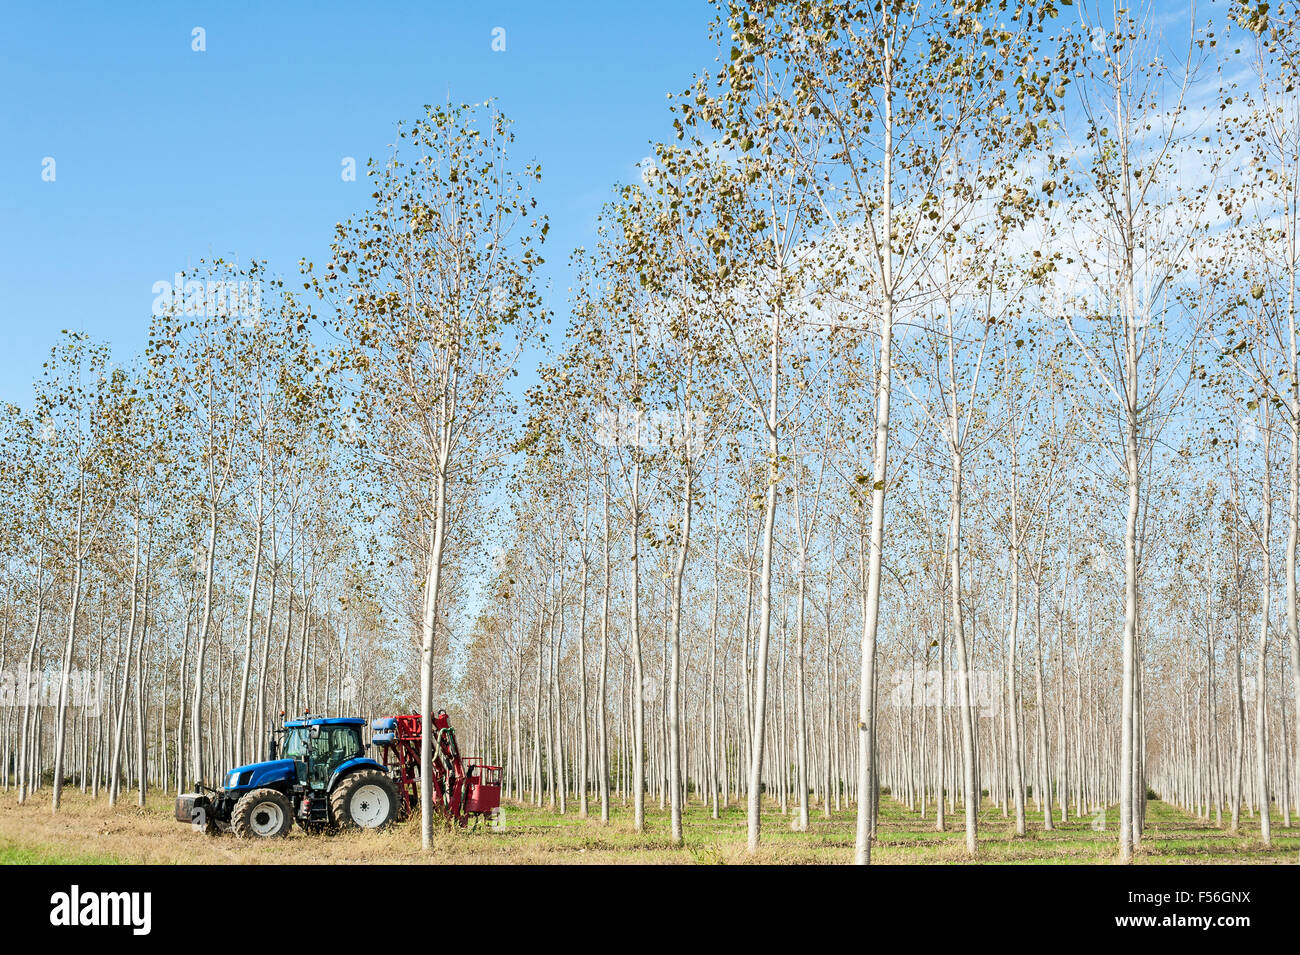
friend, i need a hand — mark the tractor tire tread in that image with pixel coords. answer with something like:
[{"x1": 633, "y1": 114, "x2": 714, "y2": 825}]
[
  {"x1": 231, "y1": 787, "x2": 293, "y2": 839},
  {"x1": 330, "y1": 771, "x2": 399, "y2": 831}
]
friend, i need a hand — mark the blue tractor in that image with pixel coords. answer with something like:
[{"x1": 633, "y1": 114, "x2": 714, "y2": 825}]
[{"x1": 175, "y1": 715, "x2": 401, "y2": 839}]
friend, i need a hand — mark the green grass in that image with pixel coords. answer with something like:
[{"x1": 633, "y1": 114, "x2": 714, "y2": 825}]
[
  {"x1": 0, "y1": 835, "x2": 122, "y2": 865},
  {"x1": 478, "y1": 795, "x2": 1300, "y2": 864}
]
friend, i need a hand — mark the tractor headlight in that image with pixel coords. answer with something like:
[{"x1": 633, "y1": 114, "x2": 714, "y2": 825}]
[{"x1": 227, "y1": 772, "x2": 240, "y2": 789}]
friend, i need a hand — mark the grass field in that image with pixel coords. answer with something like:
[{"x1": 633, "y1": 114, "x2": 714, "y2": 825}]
[{"x1": 1, "y1": 789, "x2": 1297, "y2": 864}]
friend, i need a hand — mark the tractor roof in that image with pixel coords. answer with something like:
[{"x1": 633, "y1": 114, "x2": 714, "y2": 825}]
[{"x1": 283, "y1": 716, "x2": 366, "y2": 728}]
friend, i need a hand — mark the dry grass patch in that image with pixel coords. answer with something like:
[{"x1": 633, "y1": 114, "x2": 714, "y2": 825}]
[{"x1": 3, "y1": 789, "x2": 1298, "y2": 864}]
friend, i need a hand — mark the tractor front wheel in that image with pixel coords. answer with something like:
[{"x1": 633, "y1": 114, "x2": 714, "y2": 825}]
[
  {"x1": 231, "y1": 788, "x2": 293, "y2": 840},
  {"x1": 331, "y1": 772, "x2": 399, "y2": 831}
]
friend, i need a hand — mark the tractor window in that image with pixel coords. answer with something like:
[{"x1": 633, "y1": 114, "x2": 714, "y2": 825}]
[
  {"x1": 281, "y1": 728, "x2": 309, "y2": 758},
  {"x1": 312, "y1": 726, "x2": 362, "y2": 762},
  {"x1": 333, "y1": 727, "x2": 363, "y2": 760},
  {"x1": 307, "y1": 726, "x2": 363, "y2": 783}
]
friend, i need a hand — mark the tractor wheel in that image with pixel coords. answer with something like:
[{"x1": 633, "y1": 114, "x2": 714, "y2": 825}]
[
  {"x1": 331, "y1": 771, "x2": 399, "y2": 831},
  {"x1": 231, "y1": 788, "x2": 293, "y2": 840}
]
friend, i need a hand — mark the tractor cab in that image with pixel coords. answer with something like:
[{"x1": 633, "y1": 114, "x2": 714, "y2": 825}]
[{"x1": 278, "y1": 716, "x2": 367, "y2": 791}]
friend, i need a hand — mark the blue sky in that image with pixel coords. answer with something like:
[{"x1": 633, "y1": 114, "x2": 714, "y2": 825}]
[{"x1": 0, "y1": 1, "x2": 718, "y2": 405}]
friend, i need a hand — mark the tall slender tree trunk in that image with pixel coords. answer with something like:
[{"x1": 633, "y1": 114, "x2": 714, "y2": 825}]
[
  {"x1": 17, "y1": 540, "x2": 46, "y2": 805},
  {"x1": 948, "y1": 452, "x2": 978, "y2": 856},
  {"x1": 1284, "y1": 219, "x2": 1300, "y2": 838},
  {"x1": 667, "y1": 468, "x2": 692, "y2": 846},
  {"x1": 110, "y1": 507, "x2": 142, "y2": 805},
  {"x1": 747, "y1": 325, "x2": 780, "y2": 854},
  {"x1": 854, "y1": 28, "x2": 895, "y2": 862},
  {"x1": 1034, "y1": 581, "x2": 1053, "y2": 831},
  {"x1": 1232, "y1": 481, "x2": 1246, "y2": 834},
  {"x1": 577, "y1": 547, "x2": 590, "y2": 819},
  {"x1": 51, "y1": 479, "x2": 87, "y2": 812},
  {"x1": 235, "y1": 470, "x2": 265, "y2": 767},
  {"x1": 629, "y1": 451, "x2": 646, "y2": 833},
  {"x1": 135, "y1": 534, "x2": 152, "y2": 805},
  {"x1": 255, "y1": 518, "x2": 277, "y2": 760},
  {"x1": 190, "y1": 500, "x2": 219, "y2": 788},
  {"x1": 419, "y1": 455, "x2": 450, "y2": 851},
  {"x1": 1255, "y1": 403, "x2": 1273, "y2": 846},
  {"x1": 794, "y1": 555, "x2": 809, "y2": 832},
  {"x1": 1007, "y1": 539, "x2": 1026, "y2": 837},
  {"x1": 598, "y1": 469, "x2": 612, "y2": 823}
]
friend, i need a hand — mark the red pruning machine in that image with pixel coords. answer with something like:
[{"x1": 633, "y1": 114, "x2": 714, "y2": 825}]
[{"x1": 370, "y1": 709, "x2": 503, "y2": 828}]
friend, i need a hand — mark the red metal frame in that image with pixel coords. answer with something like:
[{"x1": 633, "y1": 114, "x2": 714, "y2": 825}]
[{"x1": 374, "y1": 710, "x2": 501, "y2": 828}]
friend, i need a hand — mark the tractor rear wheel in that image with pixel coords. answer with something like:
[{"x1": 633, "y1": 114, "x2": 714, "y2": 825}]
[
  {"x1": 231, "y1": 788, "x2": 293, "y2": 839},
  {"x1": 331, "y1": 771, "x2": 399, "y2": 831}
]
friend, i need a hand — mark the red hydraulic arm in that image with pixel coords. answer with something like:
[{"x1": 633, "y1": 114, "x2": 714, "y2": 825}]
[{"x1": 371, "y1": 709, "x2": 501, "y2": 828}]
